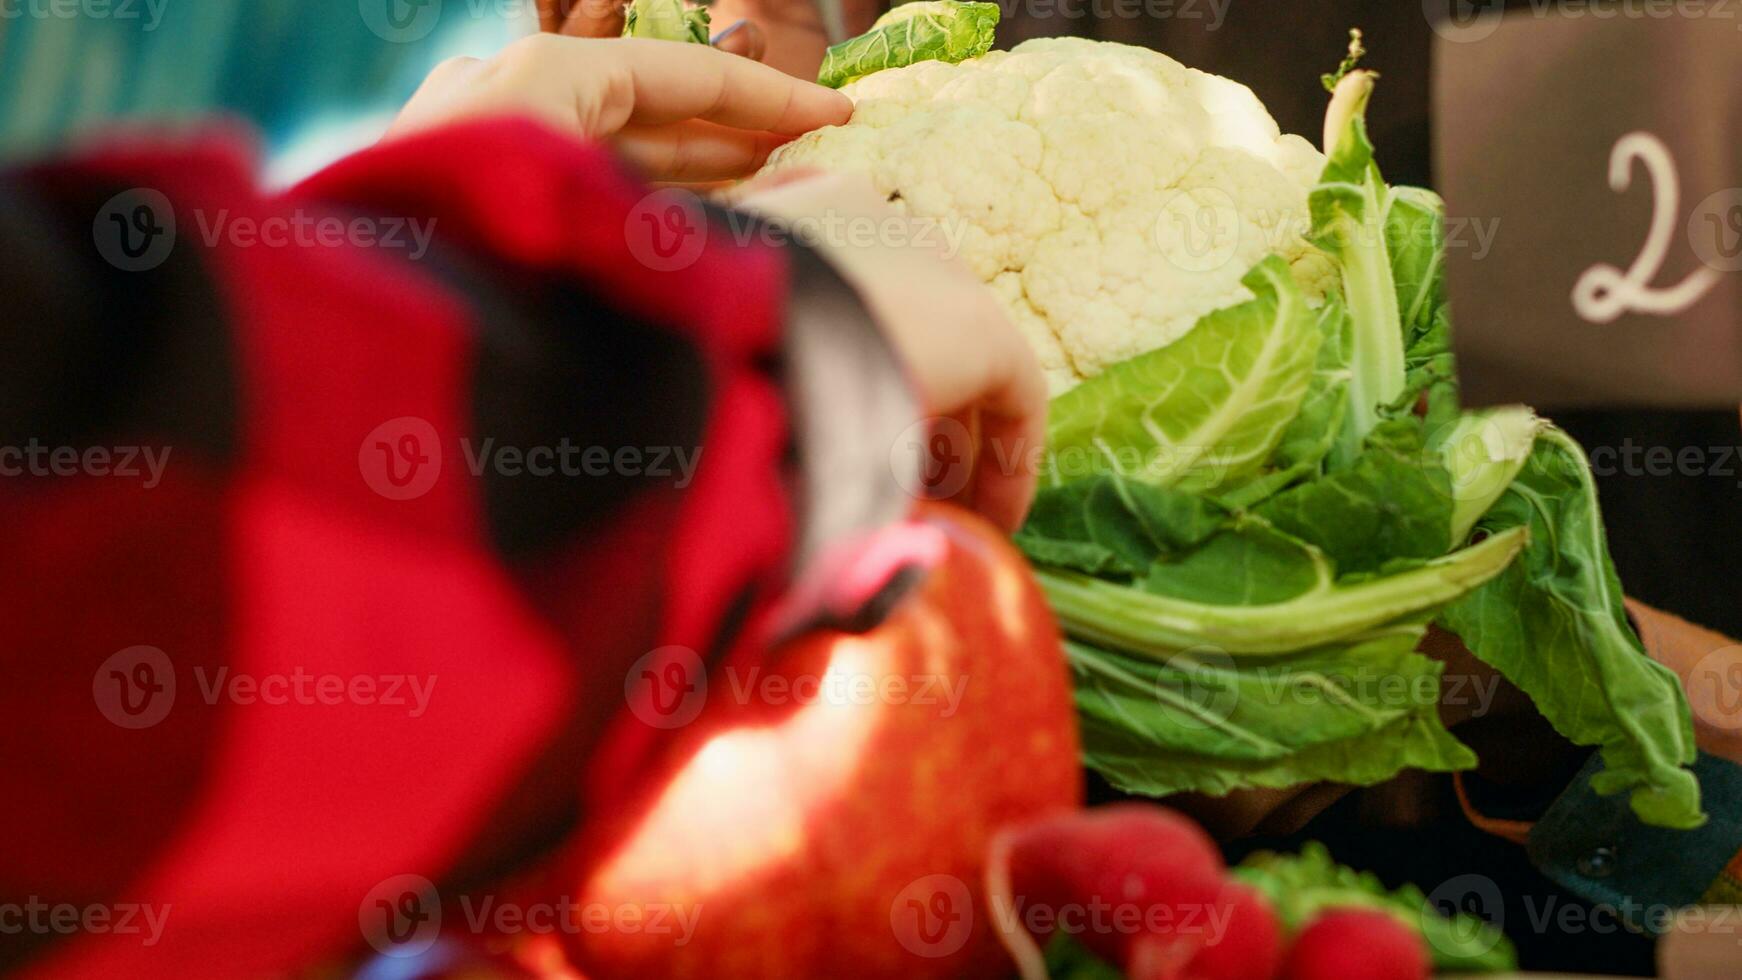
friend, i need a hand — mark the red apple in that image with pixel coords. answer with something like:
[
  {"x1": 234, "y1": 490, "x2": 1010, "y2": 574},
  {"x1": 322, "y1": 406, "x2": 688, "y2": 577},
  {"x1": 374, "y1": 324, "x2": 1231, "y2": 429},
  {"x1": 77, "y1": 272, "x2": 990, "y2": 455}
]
[{"x1": 562, "y1": 503, "x2": 1082, "y2": 978}]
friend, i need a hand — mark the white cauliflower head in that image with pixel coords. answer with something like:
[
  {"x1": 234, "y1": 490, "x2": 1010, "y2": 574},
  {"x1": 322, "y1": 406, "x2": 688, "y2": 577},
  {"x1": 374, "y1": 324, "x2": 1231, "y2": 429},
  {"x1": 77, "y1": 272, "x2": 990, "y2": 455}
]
[{"x1": 760, "y1": 37, "x2": 1328, "y2": 393}]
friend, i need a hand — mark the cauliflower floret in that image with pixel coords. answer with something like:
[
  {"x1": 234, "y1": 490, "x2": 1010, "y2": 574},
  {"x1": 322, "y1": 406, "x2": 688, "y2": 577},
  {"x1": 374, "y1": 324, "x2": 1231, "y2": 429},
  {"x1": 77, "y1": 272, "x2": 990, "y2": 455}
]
[
  {"x1": 761, "y1": 37, "x2": 1326, "y2": 395},
  {"x1": 990, "y1": 271, "x2": 1079, "y2": 392}
]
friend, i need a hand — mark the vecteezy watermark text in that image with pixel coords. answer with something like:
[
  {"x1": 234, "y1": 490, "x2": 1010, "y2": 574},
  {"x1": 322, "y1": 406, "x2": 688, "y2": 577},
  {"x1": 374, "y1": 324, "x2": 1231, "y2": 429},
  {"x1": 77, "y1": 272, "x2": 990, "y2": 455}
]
[
  {"x1": 458, "y1": 438, "x2": 702, "y2": 487},
  {"x1": 191, "y1": 209, "x2": 436, "y2": 261},
  {"x1": 359, "y1": 873, "x2": 703, "y2": 959},
  {"x1": 358, "y1": 417, "x2": 705, "y2": 502},
  {"x1": 624, "y1": 645, "x2": 972, "y2": 730},
  {"x1": 0, "y1": 441, "x2": 170, "y2": 487},
  {"x1": 995, "y1": 0, "x2": 1232, "y2": 26},
  {"x1": 0, "y1": 0, "x2": 168, "y2": 30},
  {"x1": 93, "y1": 188, "x2": 438, "y2": 273},
  {"x1": 0, "y1": 899, "x2": 171, "y2": 946},
  {"x1": 94, "y1": 646, "x2": 439, "y2": 730}
]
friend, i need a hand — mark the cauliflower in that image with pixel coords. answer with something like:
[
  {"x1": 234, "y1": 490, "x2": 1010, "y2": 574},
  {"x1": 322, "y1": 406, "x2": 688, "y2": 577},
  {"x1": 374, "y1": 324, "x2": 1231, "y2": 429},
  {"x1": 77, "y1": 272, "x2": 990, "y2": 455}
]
[{"x1": 761, "y1": 36, "x2": 1327, "y2": 393}]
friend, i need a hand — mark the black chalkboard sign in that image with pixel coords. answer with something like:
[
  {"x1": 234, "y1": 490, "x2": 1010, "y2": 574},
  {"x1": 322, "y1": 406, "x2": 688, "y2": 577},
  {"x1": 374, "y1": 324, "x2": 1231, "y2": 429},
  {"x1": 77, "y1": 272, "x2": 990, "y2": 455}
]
[{"x1": 1432, "y1": 5, "x2": 1742, "y2": 408}]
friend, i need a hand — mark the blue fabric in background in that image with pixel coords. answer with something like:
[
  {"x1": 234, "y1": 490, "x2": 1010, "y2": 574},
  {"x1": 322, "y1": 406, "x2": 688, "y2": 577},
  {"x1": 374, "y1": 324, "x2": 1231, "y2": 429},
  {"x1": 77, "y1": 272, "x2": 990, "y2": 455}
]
[{"x1": 0, "y1": 0, "x2": 531, "y2": 178}]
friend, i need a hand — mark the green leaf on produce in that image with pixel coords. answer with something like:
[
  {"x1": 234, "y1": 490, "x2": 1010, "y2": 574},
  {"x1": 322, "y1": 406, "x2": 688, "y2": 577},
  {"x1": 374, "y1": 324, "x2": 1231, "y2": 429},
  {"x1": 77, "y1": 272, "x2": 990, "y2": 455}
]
[
  {"x1": 1036, "y1": 526, "x2": 1524, "y2": 657},
  {"x1": 1041, "y1": 932, "x2": 1122, "y2": 980},
  {"x1": 817, "y1": 0, "x2": 999, "y2": 89},
  {"x1": 1385, "y1": 185, "x2": 1449, "y2": 351},
  {"x1": 1044, "y1": 257, "x2": 1321, "y2": 493},
  {"x1": 1437, "y1": 428, "x2": 1705, "y2": 828},
  {"x1": 1142, "y1": 522, "x2": 1324, "y2": 606},
  {"x1": 1434, "y1": 406, "x2": 1544, "y2": 547},
  {"x1": 1069, "y1": 631, "x2": 1475, "y2": 798},
  {"x1": 1016, "y1": 474, "x2": 1230, "y2": 578},
  {"x1": 1319, "y1": 27, "x2": 1368, "y2": 93},
  {"x1": 621, "y1": 0, "x2": 711, "y2": 43},
  {"x1": 1235, "y1": 842, "x2": 1518, "y2": 973},
  {"x1": 1311, "y1": 74, "x2": 1406, "y2": 464},
  {"x1": 1212, "y1": 297, "x2": 1353, "y2": 509},
  {"x1": 1403, "y1": 305, "x2": 1461, "y2": 435},
  {"x1": 1253, "y1": 417, "x2": 1453, "y2": 576}
]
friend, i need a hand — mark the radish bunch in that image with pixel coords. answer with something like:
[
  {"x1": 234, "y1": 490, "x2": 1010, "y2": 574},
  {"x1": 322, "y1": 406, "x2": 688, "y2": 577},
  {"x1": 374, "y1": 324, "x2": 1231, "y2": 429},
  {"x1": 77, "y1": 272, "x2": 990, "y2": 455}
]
[{"x1": 986, "y1": 806, "x2": 1430, "y2": 980}]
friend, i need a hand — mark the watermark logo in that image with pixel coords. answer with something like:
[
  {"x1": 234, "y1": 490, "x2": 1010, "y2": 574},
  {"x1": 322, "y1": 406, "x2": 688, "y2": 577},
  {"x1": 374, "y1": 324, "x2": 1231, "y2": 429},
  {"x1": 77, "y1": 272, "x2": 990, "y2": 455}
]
[
  {"x1": 1155, "y1": 645, "x2": 1240, "y2": 729},
  {"x1": 93, "y1": 645, "x2": 176, "y2": 729},
  {"x1": 360, "y1": 0, "x2": 442, "y2": 42},
  {"x1": 1154, "y1": 187, "x2": 1242, "y2": 274},
  {"x1": 626, "y1": 645, "x2": 708, "y2": 729},
  {"x1": 359, "y1": 417, "x2": 443, "y2": 501},
  {"x1": 1423, "y1": 874, "x2": 1506, "y2": 958},
  {"x1": 890, "y1": 874, "x2": 973, "y2": 959},
  {"x1": 94, "y1": 188, "x2": 176, "y2": 272},
  {"x1": 361, "y1": 874, "x2": 442, "y2": 957},
  {"x1": 1424, "y1": 0, "x2": 1506, "y2": 43},
  {"x1": 1429, "y1": 412, "x2": 1539, "y2": 504},
  {"x1": 1688, "y1": 187, "x2": 1742, "y2": 273},
  {"x1": 627, "y1": 189, "x2": 710, "y2": 272},
  {"x1": 94, "y1": 649, "x2": 438, "y2": 727},
  {"x1": 1689, "y1": 644, "x2": 1742, "y2": 732},
  {"x1": 890, "y1": 416, "x2": 975, "y2": 501}
]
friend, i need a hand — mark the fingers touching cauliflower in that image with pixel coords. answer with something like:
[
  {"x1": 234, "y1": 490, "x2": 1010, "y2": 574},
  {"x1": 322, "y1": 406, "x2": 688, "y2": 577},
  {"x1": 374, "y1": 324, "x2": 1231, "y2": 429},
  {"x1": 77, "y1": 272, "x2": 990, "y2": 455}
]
[{"x1": 761, "y1": 37, "x2": 1327, "y2": 394}]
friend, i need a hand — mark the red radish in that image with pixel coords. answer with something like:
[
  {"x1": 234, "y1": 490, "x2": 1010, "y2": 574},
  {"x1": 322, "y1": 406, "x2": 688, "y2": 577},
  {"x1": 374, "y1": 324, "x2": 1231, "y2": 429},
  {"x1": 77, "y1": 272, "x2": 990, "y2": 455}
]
[
  {"x1": 986, "y1": 805, "x2": 1229, "y2": 980},
  {"x1": 1281, "y1": 908, "x2": 1429, "y2": 980},
  {"x1": 1149, "y1": 880, "x2": 1281, "y2": 980}
]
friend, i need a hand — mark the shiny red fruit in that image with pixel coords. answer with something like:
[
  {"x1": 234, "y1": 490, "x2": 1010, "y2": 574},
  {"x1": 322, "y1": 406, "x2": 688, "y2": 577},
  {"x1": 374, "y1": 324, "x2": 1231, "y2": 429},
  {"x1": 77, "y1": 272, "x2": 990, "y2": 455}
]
[{"x1": 564, "y1": 504, "x2": 1082, "y2": 978}]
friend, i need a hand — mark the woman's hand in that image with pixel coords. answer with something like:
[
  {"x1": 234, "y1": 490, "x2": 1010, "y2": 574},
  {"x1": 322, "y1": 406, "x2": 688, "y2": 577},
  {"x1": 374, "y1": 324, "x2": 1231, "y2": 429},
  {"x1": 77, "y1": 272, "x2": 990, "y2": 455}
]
[
  {"x1": 731, "y1": 172, "x2": 1047, "y2": 532},
  {"x1": 387, "y1": 36, "x2": 851, "y2": 182}
]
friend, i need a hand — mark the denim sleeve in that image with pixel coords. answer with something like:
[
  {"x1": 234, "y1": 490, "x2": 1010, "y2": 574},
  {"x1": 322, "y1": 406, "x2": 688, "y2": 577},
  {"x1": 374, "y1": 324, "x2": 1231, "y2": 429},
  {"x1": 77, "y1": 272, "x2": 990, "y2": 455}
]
[{"x1": 0, "y1": 0, "x2": 523, "y2": 170}]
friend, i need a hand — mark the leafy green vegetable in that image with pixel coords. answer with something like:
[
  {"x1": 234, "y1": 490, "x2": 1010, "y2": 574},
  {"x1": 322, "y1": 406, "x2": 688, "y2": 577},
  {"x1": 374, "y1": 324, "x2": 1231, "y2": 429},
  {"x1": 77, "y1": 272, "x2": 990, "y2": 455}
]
[
  {"x1": 1434, "y1": 406, "x2": 1544, "y2": 546},
  {"x1": 1015, "y1": 474, "x2": 1229, "y2": 578},
  {"x1": 1043, "y1": 257, "x2": 1321, "y2": 493},
  {"x1": 1212, "y1": 297, "x2": 1353, "y2": 510},
  {"x1": 1438, "y1": 428, "x2": 1705, "y2": 829},
  {"x1": 1037, "y1": 527, "x2": 1523, "y2": 657},
  {"x1": 620, "y1": 0, "x2": 711, "y2": 43},
  {"x1": 1235, "y1": 842, "x2": 1517, "y2": 973},
  {"x1": 1404, "y1": 305, "x2": 1462, "y2": 437},
  {"x1": 1312, "y1": 70, "x2": 1407, "y2": 465},
  {"x1": 1008, "y1": 35, "x2": 1703, "y2": 824},
  {"x1": 1041, "y1": 932, "x2": 1122, "y2": 980},
  {"x1": 1386, "y1": 186, "x2": 1449, "y2": 350},
  {"x1": 1253, "y1": 418, "x2": 1453, "y2": 575},
  {"x1": 1142, "y1": 523, "x2": 1325, "y2": 606},
  {"x1": 1070, "y1": 633, "x2": 1475, "y2": 797},
  {"x1": 1319, "y1": 27, "x2": 1368, "y2": 93},
  {"x1": 816, "y1": 0, "x2": 999, "y2": 89}
]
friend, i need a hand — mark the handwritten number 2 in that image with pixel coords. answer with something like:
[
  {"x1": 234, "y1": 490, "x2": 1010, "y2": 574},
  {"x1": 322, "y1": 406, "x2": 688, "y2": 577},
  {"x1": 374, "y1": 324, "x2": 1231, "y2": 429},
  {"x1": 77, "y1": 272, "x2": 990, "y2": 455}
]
[{"x1": 1571, "y1": 131, "x2": 1722, "y2": 324}]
